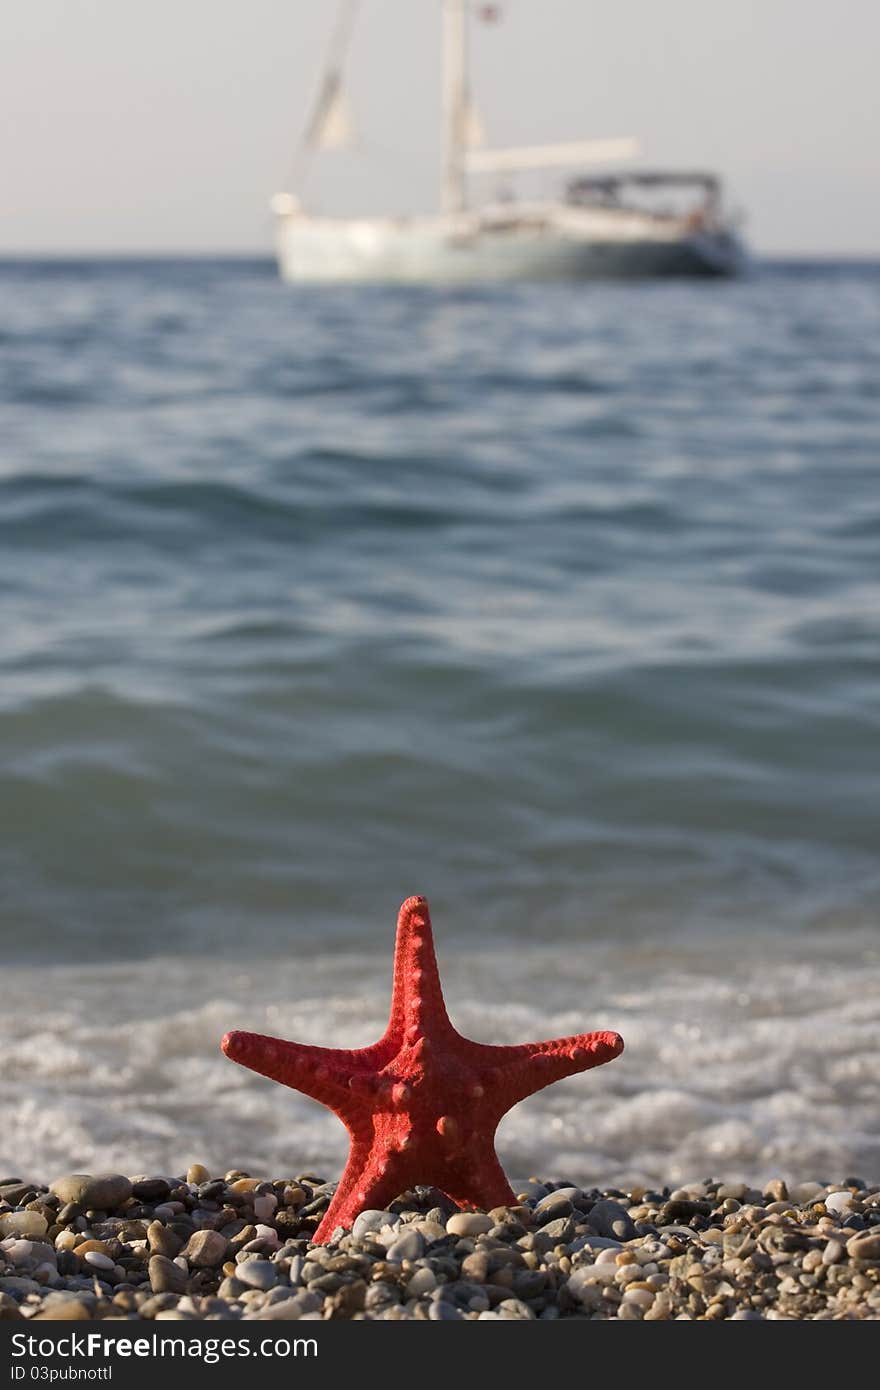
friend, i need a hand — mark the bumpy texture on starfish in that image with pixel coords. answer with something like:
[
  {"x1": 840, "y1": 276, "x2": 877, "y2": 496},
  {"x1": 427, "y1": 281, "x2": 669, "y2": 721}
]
[{"x1": 222, "y1": 895, "x2": 623, "y2": 1243}]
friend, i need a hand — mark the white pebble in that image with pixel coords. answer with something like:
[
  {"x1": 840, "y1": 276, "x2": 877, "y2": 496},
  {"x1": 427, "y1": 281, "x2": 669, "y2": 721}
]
[
  {"x1": 84, "y1": 1251, "x2": 114, "y2": 1270},
  {"x1": 823, "y1": 1191, "x2": 853, "y2": 1217},
  {"x1": 569, "y1": 1263, "x2": 616, "y2": 1287},
  {"x1": 594, "y1": 1248, "x2": 619, "y2": 1265},
  {"x1": 446, "y1": 1213, "x2": 493, "y2": 1237},
  {"x1": 622, "y1": 1287, "x2": 655, "y2": 1309}
]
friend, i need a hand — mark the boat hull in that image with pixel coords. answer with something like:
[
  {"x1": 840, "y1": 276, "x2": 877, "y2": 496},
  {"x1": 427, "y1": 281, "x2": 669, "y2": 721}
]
[{"x1": 275, "y1": 206, "x2": 746, "y2": 284}]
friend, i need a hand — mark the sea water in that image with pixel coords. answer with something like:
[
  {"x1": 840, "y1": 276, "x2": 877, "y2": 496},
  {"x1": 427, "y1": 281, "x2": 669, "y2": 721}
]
[{"x1": 1, "y1": 258, "x2": 878, "y2": 1187}]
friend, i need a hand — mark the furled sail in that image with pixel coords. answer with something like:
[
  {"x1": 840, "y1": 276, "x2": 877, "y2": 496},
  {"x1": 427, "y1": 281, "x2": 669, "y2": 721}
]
[{"x1": 304, "y1": 71, "x2": 355, "y2": 151}]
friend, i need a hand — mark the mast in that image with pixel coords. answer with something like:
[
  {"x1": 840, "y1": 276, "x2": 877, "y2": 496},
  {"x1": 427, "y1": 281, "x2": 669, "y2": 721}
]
[{"x1": 442, "y1": 0, "x2": 467, "y2": 214}]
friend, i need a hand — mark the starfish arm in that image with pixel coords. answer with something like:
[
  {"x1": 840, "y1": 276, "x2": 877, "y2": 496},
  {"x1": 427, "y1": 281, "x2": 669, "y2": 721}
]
[
  {"x1": 312, "y1": 1135, "x2": 383, "y2": 1244},
  {"x1": 221, "y1": 1030, "x2": 389, "y2": 1112},
  {"x1": 473, "y1": 1029, "x2": 624, "y2": 1111},
  {"x1": 383, "y1": 895, "x2": 453, "y2": 1046}
]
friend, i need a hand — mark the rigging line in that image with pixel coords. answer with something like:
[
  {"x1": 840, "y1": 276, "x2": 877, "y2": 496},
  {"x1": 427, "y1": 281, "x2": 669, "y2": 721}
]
[{"x1": 281, "y1": 0, "x2": 361, "y2": 196}]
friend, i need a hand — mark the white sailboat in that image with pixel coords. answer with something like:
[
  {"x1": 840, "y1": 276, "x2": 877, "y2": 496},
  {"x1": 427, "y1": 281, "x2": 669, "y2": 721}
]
[{"x1": 272, "y1": 1, "x2": 747, "y2": 284}]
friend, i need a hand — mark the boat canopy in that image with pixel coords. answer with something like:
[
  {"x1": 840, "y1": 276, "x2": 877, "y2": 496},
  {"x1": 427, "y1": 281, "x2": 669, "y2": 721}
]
[{"x1": 568, "y1": 171, "x2": 721, "y2": 202}]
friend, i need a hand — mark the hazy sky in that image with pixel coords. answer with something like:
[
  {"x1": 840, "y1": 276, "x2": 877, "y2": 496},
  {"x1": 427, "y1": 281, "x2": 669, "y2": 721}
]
[{"x1": 4, "y1": 0, "x2": 879, "y2": 255}]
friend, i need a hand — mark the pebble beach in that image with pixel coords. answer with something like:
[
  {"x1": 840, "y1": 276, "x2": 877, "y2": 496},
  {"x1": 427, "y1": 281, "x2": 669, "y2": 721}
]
[{"x1": 1, "y1": 1169, "x2": 878, "y2": 1321}]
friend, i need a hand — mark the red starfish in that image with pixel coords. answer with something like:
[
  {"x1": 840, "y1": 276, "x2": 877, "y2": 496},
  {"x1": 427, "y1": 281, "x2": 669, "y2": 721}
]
[{"x1": 221, "y1": 896, "x2": 623, "y2": 1243}]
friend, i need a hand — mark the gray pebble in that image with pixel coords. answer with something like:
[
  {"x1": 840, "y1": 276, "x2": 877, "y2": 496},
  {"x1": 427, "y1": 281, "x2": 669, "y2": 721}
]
[
  {"x1": 428, "y1": 1298, "x2": 464, "y2": 1320},
  {"x1": 533, "y1": 1193, "x2": 574, "y2": 1223},
  {"x1": 217, "y1": 1276, "x2": 246, "y2": 1300},
  {"x1": 406, "y1": 1266, "x2": 437, "y2": 1296},
  {"x1": 385, "y1": 1229, "x2": 425, "y2": 1262},
  {"x1": 351, "y1": 1210, "x2": 395, "y2": 1240},
  {"x1": 588, "y1": 1199, "x2": 638, "y2": 1241},
  {"x1": 237, "y1": 1259, "x2": 278, "y2": 1291},
  {"x1": 538, "y1": 1216, "x2": 576, "y2": 1245},
  {"x1": 247, "y1": 1291, "x2": 322, "y2": 1320}
]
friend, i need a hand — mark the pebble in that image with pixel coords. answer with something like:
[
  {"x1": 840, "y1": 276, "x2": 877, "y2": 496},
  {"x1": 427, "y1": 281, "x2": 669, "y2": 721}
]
[
  {"x1": 538, "y1": 1215, "x2": 575, "y2": 1246},
  {"x1": 1, "y1": 1169, "x2": 876, "y2": 1321},
  {"x1": 0, "y1": 1183, "x2": 38, "y2": 1205},
  {"x1": 83, "y1": 1251, "x2": 114, "y2": 1271},
  {"x1": 823, "y1": 1190, "x2": 854, "y2": 1217},
  {"x1": 236, "y1": 1259, "x2": 277, "y2": 1290},
  {"x1": 4, "y1": 1240, "x2": 55, "y2": 1268},
  {"x1": 533, "y1": 1192, "x2": 575, "y2": 1222},
  {"x1": 622, "y1": 1287, "x2": 655, "y2": 1310},
  {"x1": 148, "y1": 1255, "x2": 188, "y2": 1295},
  {"x1": 406, "y1": 1266, "x2": 437, "y2": 1296},
  {"x1": 147, "y1": 1221, "x2": 183, "y2": 1258},
  {"x1": 385, "y1": 1229, "x2": 425, "y2": 1262},
  {"x1": 0, "y1": 1212, "x2": 48, "y2": 1239},
  {"x1": 184, "y1": 1230, "x2": 229, "y2": 1267},
  {"x1": 446, "y1": 1212, "x2": 493, "y2": 1237},
  {"x1": 250, "y1": 1292, "x2": 321, "y2": 1320},
  {"x1": 496, "y1": 1297, "x2": 535, "y2": 1319},
  {"x1": 846, "y1": 1232, "x2": 880, "y2": 1263},
  {"x1": 570, "y1": 1234, "x2": 622, "y2": 1255},
  {"x1": 253, "y1": 1195, "x2": 277, "y2": 1223},
  {"x1": 32, "y1": 1299, "x2": 91, "y2": 1321},
  {"x1": 253, "y1": 1223, "x2": 280, "y2": 1248},
  {"x1": 587, "y1": 1199, "x2": 637, "y2": 1241},
  {"x1": 132, "y1": 1178, "x2": 172, "y2": 1203},
  {"x1": 351, "y1": 1210, "x2": 395, "y2": 1240},
  {"x1": 50, "y1": 1175, "x2": 132, "y2": 1212},
  {"x1": 716, "y1": 1182, "x2": 748, "y2": 1201},
  {"x1": 428, "y1": 1298, "x2": 464, "y2": 1319}
]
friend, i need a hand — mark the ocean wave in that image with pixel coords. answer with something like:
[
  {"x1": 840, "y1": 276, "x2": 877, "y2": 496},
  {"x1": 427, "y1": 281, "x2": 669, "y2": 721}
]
[{"x1": 1, "y1": 936, "x2": 876, "y2": 1187}]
